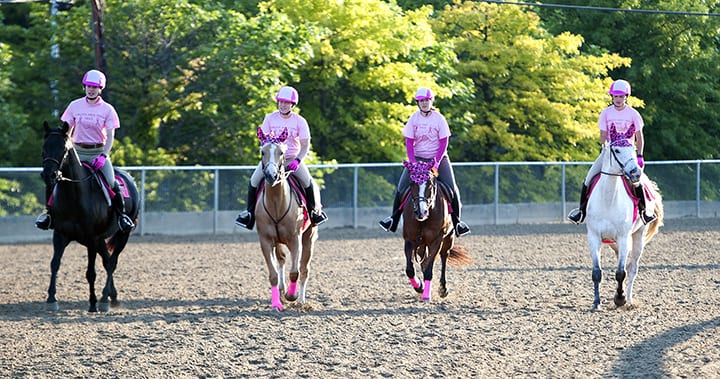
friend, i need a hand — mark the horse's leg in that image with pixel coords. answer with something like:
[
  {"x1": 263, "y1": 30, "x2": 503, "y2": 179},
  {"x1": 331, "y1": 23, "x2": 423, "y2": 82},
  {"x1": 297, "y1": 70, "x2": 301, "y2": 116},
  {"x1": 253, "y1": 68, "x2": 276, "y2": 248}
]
[
  {"x1": 438, "y1": 235, "x2": 453, "y2": 298},
  {"x1": 296, "y1": 227, "x2": 317, "y2": 304},
  {"x1": 85, "y1": 246, "x2": 99, "y2": 313},
  {"x1": 420, "y1": 239, "x2": 443, "y2": 302},
  {"x1": 46, "y1": 233, "x2": 71, "y2": 311},
  {"x1": 284, "y1": 235, "x2": 302, "y2": 302},
  {"x1": 625, "y1": 230, "x2": 646, "y2": 306},
  {"x1": 276, "y1": 243, "x2": 288, "y2": 298},
  {"x1": 614, "y1": 236, "x2": 631, "y2": 307},
  {"x1": 404, "y1": 240, "x2": 423, "y2": 294},
  {"x1": 260, "y1": 238, "x2": 282, "y2": 311},
  {"x1": 97, "y1": 241, "x2": 116, "y2": 312},
  {"x1": 587, "y1": 233, "x2": 603, "y2": 311}
]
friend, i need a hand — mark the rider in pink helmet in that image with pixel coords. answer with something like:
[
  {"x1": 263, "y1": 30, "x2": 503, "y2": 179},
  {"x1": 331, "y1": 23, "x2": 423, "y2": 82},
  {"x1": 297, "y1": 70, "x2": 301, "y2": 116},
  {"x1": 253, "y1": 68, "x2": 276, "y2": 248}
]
[
  {"x1": 567, "y1": 79, "x2": 656, "y2": 225},
  {"x1": 35, "y1": 69, "x2": 135, "y2": 232},
  {"x1": 235, "y1": 86, "x2": 328, "y2": 230},
  {"x1": 379, "y1": 87, "x2": 471, "y2": 237}
]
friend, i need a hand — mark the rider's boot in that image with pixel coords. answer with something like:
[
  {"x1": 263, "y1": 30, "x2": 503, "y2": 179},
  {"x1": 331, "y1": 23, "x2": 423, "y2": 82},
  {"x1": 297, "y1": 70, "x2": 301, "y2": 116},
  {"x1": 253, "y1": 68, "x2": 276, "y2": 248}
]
[
  {"x1": 235, "y1": 184, "x2": 258, "y2": 230},
  {"x1": 35, "y1": 186, "x2": 53, "y2": 230},
  {"x1": 379, "y1": 190, "x2": 403, "y2": 232},
  {"x1": 567, "y1": 184, "x2": 589, "y2": 224},
  {"x1": 634, "y1": 184, "x2": 657, "y2": 224},
  {"x1": 304, "y1": 182, "x2": 328, "y2": 226},
  {"x1": 450, "y1": 195, "x2": 470, "y2": 237},
  {"x1": 35, "y1": 209, "x2": 52, "y2": 230},
  {"x1": 112, "y1": 184, "x2": 135, "y2": 233}
]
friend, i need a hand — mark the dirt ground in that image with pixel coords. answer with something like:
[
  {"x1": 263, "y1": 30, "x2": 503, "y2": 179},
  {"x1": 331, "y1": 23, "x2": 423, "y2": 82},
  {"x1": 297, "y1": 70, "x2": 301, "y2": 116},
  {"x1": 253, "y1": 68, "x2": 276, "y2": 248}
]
[{"x1": 1, "y1": 218, "x2": 719, "y2": 378}]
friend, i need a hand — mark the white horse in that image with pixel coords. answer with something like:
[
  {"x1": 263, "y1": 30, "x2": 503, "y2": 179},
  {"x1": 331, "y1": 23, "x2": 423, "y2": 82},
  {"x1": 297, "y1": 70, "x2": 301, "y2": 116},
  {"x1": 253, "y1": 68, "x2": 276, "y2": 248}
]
[{"x1": 585, "y1": 142, "x2": 663, "y2": 311}]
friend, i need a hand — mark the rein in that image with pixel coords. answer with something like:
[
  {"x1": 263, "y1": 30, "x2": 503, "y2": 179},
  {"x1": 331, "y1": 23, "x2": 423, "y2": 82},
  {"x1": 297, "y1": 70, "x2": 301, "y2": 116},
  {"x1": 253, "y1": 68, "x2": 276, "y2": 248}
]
[
  {"x1": 261, "y1": 170, "x2": 294, "y2": 228},
  {"x1": 600, "y1": 144, "x2": 635, "y2": 179}
]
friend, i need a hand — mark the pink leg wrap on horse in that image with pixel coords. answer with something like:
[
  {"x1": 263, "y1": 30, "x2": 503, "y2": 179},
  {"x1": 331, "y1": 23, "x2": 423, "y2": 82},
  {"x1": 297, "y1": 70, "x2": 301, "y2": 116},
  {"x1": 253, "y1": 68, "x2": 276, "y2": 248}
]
[
  {"x1": 271, "y1": 286, "x2": 283, "y2": 311},
  {"x1": 409, "y1": 277, "x2": 421, "y2": 289},
  {"x1": 287, "y1": 281, "x2": 297, "y2": 297},
  {"x1": 422, "y1": 280, "x2": 432, "y2": 301}
]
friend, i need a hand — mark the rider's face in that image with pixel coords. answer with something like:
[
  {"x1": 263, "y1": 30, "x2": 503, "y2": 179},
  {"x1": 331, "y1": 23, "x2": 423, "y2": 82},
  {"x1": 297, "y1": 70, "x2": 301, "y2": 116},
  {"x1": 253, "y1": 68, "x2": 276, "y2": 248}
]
[
  {"x1": 85, "y1": 85, "x2": 101, "y2": 100},
  {"x1": 417, "y1": 98, "x2": 432, "y2": 112},
  {"x1": 278, "y1": 100, "x2": 294, "y2": 114},
  {"x1": 612, "y1": 94, "x2": 627, "y2": 108}
]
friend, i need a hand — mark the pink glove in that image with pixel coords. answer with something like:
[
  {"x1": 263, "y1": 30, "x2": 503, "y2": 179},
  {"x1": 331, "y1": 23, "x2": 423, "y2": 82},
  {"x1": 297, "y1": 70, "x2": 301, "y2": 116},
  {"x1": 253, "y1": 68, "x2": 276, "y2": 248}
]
[
  {"x1": 92, "y1": 154, "x2": 106, "y2": 170},
  {"x1": 287, "y1": 158, "x2": 300, "y2": 171},
  {"x1": 637, "y1": 155, "x2": 644, "y2": 168}
]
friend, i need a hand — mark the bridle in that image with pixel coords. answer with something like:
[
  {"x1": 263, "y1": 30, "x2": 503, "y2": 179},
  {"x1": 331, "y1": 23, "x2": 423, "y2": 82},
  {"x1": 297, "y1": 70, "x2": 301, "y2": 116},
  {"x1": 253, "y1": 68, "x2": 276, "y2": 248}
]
[
  {"x1": 260, "y1": 142, "x2": 293, "y2": 226},
  {"x1": 602, "y1": 142, "x2": 637, "y2": 181},
  {"x1": 41, "y1": 130, "x2": 93, "y2": 186}
]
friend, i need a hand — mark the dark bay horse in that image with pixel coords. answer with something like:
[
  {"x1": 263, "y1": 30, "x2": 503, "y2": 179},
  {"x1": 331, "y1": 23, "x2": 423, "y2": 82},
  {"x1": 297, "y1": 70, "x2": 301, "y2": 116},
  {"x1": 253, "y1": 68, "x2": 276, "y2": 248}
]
[
  {"x1": 254, "y1": 128, "x2": 317, "y2": 311},
  {"x1": 402, "y1": 159, "x2": 472, "y2": 301},
  {"x1": 40, "y1": 121, "x2": 139, "y2": 312}
]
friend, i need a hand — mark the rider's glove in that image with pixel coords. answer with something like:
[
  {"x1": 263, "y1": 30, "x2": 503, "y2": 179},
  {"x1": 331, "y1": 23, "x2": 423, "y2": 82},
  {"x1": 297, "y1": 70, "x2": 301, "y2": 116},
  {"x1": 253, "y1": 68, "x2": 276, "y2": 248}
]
[
  {"x1": 92, "y1": 153, "x2": 107, "y2": 170},
  {"x1": 637, "y1": 154, "x2": 644, "y2": 168},
  {"x1": 287, "y1": 158, "x2": 301, "y2": 171}
]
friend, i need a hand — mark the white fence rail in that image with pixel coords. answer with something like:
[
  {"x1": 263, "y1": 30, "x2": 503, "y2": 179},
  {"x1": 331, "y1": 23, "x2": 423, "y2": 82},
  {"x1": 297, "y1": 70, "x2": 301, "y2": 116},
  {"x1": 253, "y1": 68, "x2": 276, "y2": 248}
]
[{"x1": 2, "y1": 160, "x2": 720, "y2": 242}]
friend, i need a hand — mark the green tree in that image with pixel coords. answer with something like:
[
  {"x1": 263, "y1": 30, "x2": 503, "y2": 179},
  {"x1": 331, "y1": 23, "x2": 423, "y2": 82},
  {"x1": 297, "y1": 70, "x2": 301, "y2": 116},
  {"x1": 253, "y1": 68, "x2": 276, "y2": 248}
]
[
  {"x1": 539, "y1": 0, "x2": 720, "y2": 160},
  {"x1": 434, "y1": 1, "x2": 632, "y2": 162}
]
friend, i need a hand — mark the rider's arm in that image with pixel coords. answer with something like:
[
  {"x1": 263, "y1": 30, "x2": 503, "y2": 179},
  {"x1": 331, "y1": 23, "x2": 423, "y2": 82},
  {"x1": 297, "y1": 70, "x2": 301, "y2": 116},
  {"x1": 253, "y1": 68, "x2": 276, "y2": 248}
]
[
  {"x1": 295, "y1": 138, "x2": 310, "y2": 162},
  {"x1": 434, "y1": 137, "x2": 448, "y2": 167},
  {"x1": 405, "y1": 137, "x2": 416, "y2": 163},
  {"x1": 103, "y1": 129, "x2": 115, "y2": 156},
  {"x1": 634, "y1": 130, "x2": 645, "y2": 155}
]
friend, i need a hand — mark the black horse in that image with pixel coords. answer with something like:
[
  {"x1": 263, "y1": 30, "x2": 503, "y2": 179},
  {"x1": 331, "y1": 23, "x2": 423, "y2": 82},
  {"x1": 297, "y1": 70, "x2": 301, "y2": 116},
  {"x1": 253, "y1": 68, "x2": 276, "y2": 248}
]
[{"x1": 40, "y1": 121, "x2": 139, "y2": 312}]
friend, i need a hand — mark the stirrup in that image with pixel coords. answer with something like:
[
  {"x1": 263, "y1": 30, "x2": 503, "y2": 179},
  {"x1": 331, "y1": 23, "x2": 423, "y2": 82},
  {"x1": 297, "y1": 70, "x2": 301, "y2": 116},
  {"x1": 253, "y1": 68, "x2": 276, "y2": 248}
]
[
  {"x1": 310, "y1": 210, "x2": 328, "y2": 226},
  {"x1": 640, "y1": 212, "x2": 657, "y2": 225},
  {"x1": 378, "y1": 217, "x2": 395, "y2": 232},
  {"x1": 567, "y1": 208, "x2": 584, "y2": 224},
  {"x1": 455, "y1": 221, "x2": 470, "y2": 237},
  {"x1": 35, "y1": 212, "x2": 52, "y2": 230},
  {"x1": 118, "y1": 214, "x2": 135, "y2": 233},
  {"x1": 235, "y1": 211, "x2": 254, "y2": 230}
]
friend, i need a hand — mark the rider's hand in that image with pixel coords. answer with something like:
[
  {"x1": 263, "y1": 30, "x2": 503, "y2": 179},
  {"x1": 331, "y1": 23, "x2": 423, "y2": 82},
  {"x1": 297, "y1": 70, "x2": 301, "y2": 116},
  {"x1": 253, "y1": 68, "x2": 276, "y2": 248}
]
[
  {"x1": 637, "y1": 155, "x2": 644, "y2": 168},
  {"x1": 92, "y1": 153, "x2": 107, "y2": 170},
  {"x1": 287, "y1": 158, "x2": 300, "y2": 171}
]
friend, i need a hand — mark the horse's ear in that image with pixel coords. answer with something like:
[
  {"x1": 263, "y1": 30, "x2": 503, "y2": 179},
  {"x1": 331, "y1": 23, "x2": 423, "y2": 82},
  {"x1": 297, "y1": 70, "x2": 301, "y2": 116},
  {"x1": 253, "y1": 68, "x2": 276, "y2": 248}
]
[
  {"x1": 403, "y1": 160, "x2": 412, "y2": 170},
  {"x1": 61, "y1": 121, "x2": 70, "y2": 134},
  {"x1": 43, "y1": 121, "x2": 50, "y2": 134},
  {"x1": 257, "y1": 128, "x2": 267, "y2": 143}
]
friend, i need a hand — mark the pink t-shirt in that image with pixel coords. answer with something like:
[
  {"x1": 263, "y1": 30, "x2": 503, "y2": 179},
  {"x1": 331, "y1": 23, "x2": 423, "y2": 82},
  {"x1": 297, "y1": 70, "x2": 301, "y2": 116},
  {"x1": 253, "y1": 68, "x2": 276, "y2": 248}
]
[
  {"x1": 260, "y1": 111, "x2": 311, "y2": 160},
  {"x1": 402, "y1": 110, "x2": 451, "y2": 159},
  {"x1": 598, "y1": 105, "x2": 643, "y2": 144},
  {"x1": 61, "y1": 97, "x2": 120, "y2": 145}
]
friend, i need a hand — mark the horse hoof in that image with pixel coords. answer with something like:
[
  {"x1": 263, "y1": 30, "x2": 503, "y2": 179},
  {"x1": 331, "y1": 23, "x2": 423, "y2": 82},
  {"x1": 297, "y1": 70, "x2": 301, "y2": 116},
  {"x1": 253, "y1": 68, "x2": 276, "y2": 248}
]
[
  {"x1": 413, "y1": 286, "x2": 424, "y2": 294},
  {"x1": 614, "y1": 295, "x2": 626, "y2": 307},
  {"x1": 285, "y1": 294, "x2": 298, "y2": 302},
  {"x1": 439, "y1": 289, "x2": 448, "y2": 298},
  {"x1": 46, "y1": 302, "x2": 59, "y2": 312},
  {"x1": 98, "y1": 301, "x2": 110, "y2": 313}
]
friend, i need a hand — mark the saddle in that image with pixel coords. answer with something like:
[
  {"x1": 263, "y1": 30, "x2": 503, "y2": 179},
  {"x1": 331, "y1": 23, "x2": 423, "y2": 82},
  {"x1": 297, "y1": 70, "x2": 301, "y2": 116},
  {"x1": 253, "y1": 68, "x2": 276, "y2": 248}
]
[
  {"x1": 587, "y1": 173, "x2": 640, "y2": 222},
  {"x1": 47, "y1": 164, "x2": 130, "y2": 208}
]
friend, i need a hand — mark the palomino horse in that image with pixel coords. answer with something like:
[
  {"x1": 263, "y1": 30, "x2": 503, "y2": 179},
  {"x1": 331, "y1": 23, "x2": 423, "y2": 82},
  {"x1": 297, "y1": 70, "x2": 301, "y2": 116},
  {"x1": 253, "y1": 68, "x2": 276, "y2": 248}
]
[
  {"x1": 585, "y1": 142, "x2": 663, "y2": 311},
  {"x1": 402, "y1": 159, "x2": 472, "y2": 301},
  {"x1": 40, "y1": 121, "x2": 139, "y2": 312},
  {"x1": 254, "y1": 128, "x2": 317, "y2": 311}
]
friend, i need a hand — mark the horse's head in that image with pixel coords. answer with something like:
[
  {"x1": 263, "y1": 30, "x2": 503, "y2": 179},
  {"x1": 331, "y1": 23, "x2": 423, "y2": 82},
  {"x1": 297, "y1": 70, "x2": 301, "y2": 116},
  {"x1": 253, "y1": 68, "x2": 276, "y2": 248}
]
[
  {"x1": 404, "y1": 159, "x2": 438, "y2": 222},
  {"x1": 41, "y1": 121, "x2": 72, "y2": 188},
  {"x1": 258, "y1": 128, "x2": 289, "y2": 186},
  {"x1": 605, "y1": 141, "x2": 642, "y2": 184}
]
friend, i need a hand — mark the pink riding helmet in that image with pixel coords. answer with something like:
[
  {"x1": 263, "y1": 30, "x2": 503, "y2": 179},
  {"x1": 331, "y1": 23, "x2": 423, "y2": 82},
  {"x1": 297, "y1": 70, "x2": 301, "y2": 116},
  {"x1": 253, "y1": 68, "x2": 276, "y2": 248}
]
[
  {"x1": 275, "y1": 86, "x2": 299, "y2": 104},
  {"x1": 608, "y1": 79, "x2": 631, "y2": 96},
  {"x1": 82, "y1": 69, "x2": 106, "y2": 89},
  {"x1": 414, "y1": 87, "x2": 434, "y2": 101}
]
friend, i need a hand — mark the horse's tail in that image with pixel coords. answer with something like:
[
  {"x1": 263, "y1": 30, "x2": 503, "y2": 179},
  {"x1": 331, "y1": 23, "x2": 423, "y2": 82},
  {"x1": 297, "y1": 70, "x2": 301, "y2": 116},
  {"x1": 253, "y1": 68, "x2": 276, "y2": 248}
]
[
  {"x1": 447, "y1": 244, "x2": 473, "y2": 268},
  {"x1": 644, "y1": 180, "x2": 664, "y2": 244}
]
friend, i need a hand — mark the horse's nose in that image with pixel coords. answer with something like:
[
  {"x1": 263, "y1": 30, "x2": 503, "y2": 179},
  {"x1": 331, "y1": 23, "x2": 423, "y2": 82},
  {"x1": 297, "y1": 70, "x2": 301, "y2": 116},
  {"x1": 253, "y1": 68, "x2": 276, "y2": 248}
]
[{"x1": 627, "y1": 168, "x2": 641, "y2": 183}]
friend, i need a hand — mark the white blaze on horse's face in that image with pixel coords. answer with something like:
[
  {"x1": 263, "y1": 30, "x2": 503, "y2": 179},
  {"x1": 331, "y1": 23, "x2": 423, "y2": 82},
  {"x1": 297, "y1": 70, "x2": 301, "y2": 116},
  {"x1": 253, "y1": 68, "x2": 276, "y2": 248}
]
[
  {"x1": 416, "y1": 181, "x2": 431, "y2": 221},
  {"x1": 610, "y1": 145, "x2": 642, "y2": 183},
  {"x1": 262, "y1": 142, "x2": 287, "y2": 186}
]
